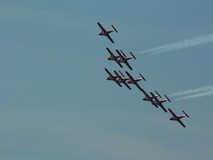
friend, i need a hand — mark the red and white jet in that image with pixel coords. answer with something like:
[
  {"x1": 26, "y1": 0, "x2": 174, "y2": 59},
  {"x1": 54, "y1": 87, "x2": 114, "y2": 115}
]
[
  {"x1": 150, "y1": 92, "x2": 171, "y2": 113},
  {"x1": 97, "y1": 22, "x2": 118, "y2": 43},
  {"x1": 114, "y1": 70, "x2": 131, "y2": 90},
  {"x1": 116, "y1": 49, "x2": 136, "y2": 70},
  {"x1": 168, "y1": 108, "x2": 189, "y2": 128},
  {"x1": 140, "y1": 89, "x2": 160, "y2": 104},
  {"x1": 106, "y1": 47, "x2": 123, "y2": 68},
  {"x1": 125, "y1": 71, "x2": 146, "y2": 90},
  {"x1": 104, "y1": 68, "x2": 122, "y2": 87}
]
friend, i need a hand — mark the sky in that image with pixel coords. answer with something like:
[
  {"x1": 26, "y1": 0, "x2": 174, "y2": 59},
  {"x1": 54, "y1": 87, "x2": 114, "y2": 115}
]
[{"x1": 0, "y1": 1, "x2": 213, "y2": 160}]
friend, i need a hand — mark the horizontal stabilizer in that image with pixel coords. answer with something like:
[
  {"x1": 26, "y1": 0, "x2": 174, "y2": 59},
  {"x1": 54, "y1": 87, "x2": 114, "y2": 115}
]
[
  {"x1": 120, "y1": 50, "x2": 127, "y2": 57},
  {"x1": 182, "y1": 111, "x2": 189, "y2": 118},
  {"x1": 130, "y1": 52, "x2": 136, "y2": 60},
  {"x1": 165, "y1": 95, "x2": 171, "y2": 102},
  {"x1": 111, "y1": 25, "x2": 118, "y2": 33},
  {"x1": 155, "y1": 91, "x2": 162, "y2": 98},
  {"x1": 118, "y1": 70, "x2": 125, "y2": 77},
  {"x1": 140, "y1": 74, "x2": 146, "y2": 81}
]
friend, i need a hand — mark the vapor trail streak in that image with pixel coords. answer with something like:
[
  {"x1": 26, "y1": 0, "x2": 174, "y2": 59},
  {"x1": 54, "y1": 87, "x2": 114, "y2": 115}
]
[
  {"x1": 169, "y1": 85, "x2": 213, "y2": 97},
  {"x1": 169, "y1": 85, "x2": 213, "y2": 100},
  {"x1": 137, "y1": 34, "x2": 213, "y2": 55},
  {"x1": 177, "y1": 90, "x2": 213, "y2": 100}
]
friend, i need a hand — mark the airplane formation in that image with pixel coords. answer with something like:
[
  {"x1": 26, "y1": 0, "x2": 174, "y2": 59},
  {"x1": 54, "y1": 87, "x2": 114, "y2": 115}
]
[{"x1": 97, "y1": 22, "x2": 190, "y2": 128}]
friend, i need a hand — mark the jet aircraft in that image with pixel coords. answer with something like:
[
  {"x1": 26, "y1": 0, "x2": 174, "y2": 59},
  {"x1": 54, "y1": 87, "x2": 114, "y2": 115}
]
[
  {"x1": 106, "y1": 47, "x2": 123, "y2": 68},
  {"x1": 150, "y1": 92, "x2": 171, "y2": 112},
  {"x1": 116, "y1": 49, "x2": 136, "y2": 70},
  {"x1": 104, "y1": 68, "x2": 122, "y2": 87},
  {"x1": 168, "y1": 108, "x2": 189, "y2": 128},
  {"x1": 114, "y1": 71, "x2": 131, "y2": 90},
  {"x1": 125, "y1": 71, "x2": 146, "y2": 90},
  {"x1": 140, "y1": 89, "x2": 160, "y2": 104},
  {"x1": 97, "y1": 22, "x2": 118, "y2": 43}
]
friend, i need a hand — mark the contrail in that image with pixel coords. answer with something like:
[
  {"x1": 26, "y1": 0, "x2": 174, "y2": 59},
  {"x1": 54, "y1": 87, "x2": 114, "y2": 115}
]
[
  {"x1": 177, "y1": 90, "x2": 213, "y2": 100},
  {"x1": 169, "y1": 85, "x2": 213, "y2": 97},
  {"x1": 169, "y1": 85, "x2": 213, "y2": 100},
  {"x1": 137, "y1": 33, "x2": 213, "y2": 55}
]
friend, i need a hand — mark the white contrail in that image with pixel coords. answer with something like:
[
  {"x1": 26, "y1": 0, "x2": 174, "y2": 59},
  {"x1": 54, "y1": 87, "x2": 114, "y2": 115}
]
[
  {"x1": 177, "y1": 90, "x2": 213, "y2": 100},
  {"x1": 137, "y1": 33, "x2": 213, "y2": 55},
  {"x1": 169, "y1": 85, "x2": 213, "y2": 97},
  {"x1": 169, "y1": 85, "x2": 213, "y2": 100}
]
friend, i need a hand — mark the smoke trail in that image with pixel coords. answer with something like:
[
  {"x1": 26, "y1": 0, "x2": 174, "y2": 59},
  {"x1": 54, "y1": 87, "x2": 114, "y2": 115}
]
[
  {"x1": 177, "y1": 90, "x2": 213, "y2": 100},
  {"x1": 169, "y1": 85, "x2": 213, "y2": 97},
  {"x1": 169, "y1": 85, "x2": 213, "y2": 100},
  {"x1": 137, "y1": 34, "x2": 213, "y2": 55}
]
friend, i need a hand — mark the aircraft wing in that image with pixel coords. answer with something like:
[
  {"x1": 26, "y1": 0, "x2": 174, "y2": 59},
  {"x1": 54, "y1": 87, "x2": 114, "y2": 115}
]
[
  {"x1": 104, "y1": 68, "x2": 113, "y2": 77},
  {"x1": 116, "y1": 61, "x2": 123, "y2": 68},
  {"x1": 177, "y1": 119, "x2": 186, "y2": 128},
  {"x1": 122, "y1": 81, "x2": 131, "y2": 90},
  {"x1": 106, "y1": 47, "x2": 116, "y2": 58},
  {"x1": 153, "y1": 103, "x2": 158, "y2": 108},
  {"x1": 97, "y1": 22, "x2": 106, "y2": 32},
  {"x1": 158, "y1": 103, "x2": 167, "y2": 113},
  {"x1": 168, "y1": 108, "x2": 177, "y2": 117},
  {"x1": 115, "y1": 80, "x2": 122, "y2": 87},
  {"x1": 106, "y1": 34, "x2": 115, "y2": 43},
  {"x1": 140, "y1": 88, "x2": 149, "y2": 97},
  {"x1": 135, "y1": 83, "x2": 142, "y2": 90},
  {"x1": 124, "y1": 61, "x2": 132, "y2": 70},
  {"x1": 124, "y1": 61, "x2": 133, "y2": 70}
]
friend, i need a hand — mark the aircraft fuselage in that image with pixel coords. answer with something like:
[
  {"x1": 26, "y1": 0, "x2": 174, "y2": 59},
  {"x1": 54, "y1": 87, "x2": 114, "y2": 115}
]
[
  {"x1": 99, "y1": 30, "x2": 113, "y2": 36},
  {"x1": 170, "y1": 115, "x2": 185, "y2": 121}
]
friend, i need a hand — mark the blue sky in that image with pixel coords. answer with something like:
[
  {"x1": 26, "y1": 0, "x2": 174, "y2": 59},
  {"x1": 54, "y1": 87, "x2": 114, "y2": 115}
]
[{"x1": 0, "y1": 1, "x2": 213, "y2": 160}]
